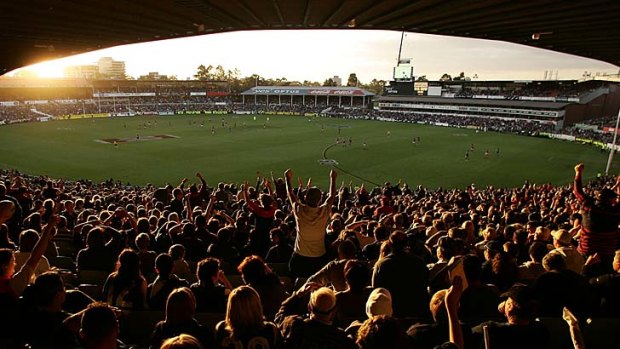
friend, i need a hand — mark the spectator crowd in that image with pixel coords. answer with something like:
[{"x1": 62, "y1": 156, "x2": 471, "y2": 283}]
[{"x1": 0, "y1": 161, "x2": 619, "y2": 348}]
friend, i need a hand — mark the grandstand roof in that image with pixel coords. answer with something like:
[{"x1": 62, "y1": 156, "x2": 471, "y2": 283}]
[
  {"x1": 1, "y1": 1, "x2": 619, "y2": 75},
  {"x1": 377, "y1": 96, "x2": 571, "y2": 110},
  {"x1": 241, "y1": 86, "x2": 374, "y2": 96}
]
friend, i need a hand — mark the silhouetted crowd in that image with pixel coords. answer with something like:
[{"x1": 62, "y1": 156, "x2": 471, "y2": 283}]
[{"x1": 0, "y1": 162, "x2": 619, "y2": 348}]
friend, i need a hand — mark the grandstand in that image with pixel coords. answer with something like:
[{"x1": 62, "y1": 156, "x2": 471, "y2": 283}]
[{"x1": 240, "y1": 86, "x2": 374, "y2": 107}]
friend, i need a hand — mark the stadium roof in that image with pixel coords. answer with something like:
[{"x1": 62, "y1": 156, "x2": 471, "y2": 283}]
[
  {"x1": 241, "y1": 86, "x2": 374, "y2": 96},
  {"x1": 1, "y1": 0, "x2": 619, "y2": 75},
  {"x1": 376, "y1": 96, "x2": 571, "y2": 110}
]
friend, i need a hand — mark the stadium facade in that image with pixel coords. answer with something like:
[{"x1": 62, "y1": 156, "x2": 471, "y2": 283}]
[{"x1": 240, "y1": 86, "x2": 374, "y2": 107}]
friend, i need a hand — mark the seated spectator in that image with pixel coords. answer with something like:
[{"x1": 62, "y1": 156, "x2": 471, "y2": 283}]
[
  {"x1": 160, "y1": 334, "x2": 204, "y2": 349},
  {"x1": 550, "y1": 229, "x2": 584, "y2": 274},
  {"x1": 147, "y1": 253, "x2": 189, "y2": 310},
  {"x1": 517, "y1": 242, "x2": 548, "y2": 284},
  {"x1": 281, "y1": 287, "x2": 357, "y2": 349},
  {"x1": 214, "y1": 285, "x2": 282, "y2": 349},
  {"x1": 77, "y1": 226, "x2": 122, "y2": 273},
  {"x1": 0, "y1": 223, "x2": 17, "y2": 250},
  {"x1": 151, "y1": 287, "x2": 213, "y2": 349},
  {"x1": 408, "y1": 284, "x2": 472, "y2": 349},
  {"x1": 135, "y1": 233, "x2": 157, "y2": 279},
  {"x1": 335, "y1": 260, "x2": 372, "y2": 323},
  {"x1": 102, "y1": 249, "x2": 147, "y2": 309},
  {"x1": 18, "y1": 271, "x2": 70, "y2": 348},
  {"x1": 14, "y1": 229, "x2": 51, "y2": 282},
  {"x1": 237, "y1": 255, "x2": 287, "y2": 320},
  {"x1": 472, "y1": 284, "x2": 549, "y2": 349},
  {"x1": 190, "y1": 257, "x2": 232, "y2": 313},
  {"x1": 361, "y1": 224, "x2": 390, "y2": 262},
  {"x1": 458, "y1": 255, "x2": 501, "y2": 323},
  {"x1": 0, "y1": 213, "x2": 57, "y2": 305},
  {"x1": 534, "y1": 251, "x2": 590, "y2": 318},
  {"x1": 78, "y1": 302, "x2": 122, "y2": 349},
  {"x1": 372, "y1": 231, "x2": 430, "y2": 318},
  {"x1": 357, "y1": 315, "x2": 410, "y2": 349},
  {"x1": 489, "y1": 250, "x2": 518, "y2": 292},
  {"x1": 344, "y1": 287, "x2": 393, "y2": 337},
  {"x1": 169, "y1": 244, "x2": 192, "y2": 280},
  {"x1": 588, "y1": 249, "x2": 620, "y2": 316},
  {"x1": 428, "y1": 236, "x2": 456, "y2": 281},
  {"x1": 306, "y1": 239, "x2": 357, "y2": 292},
  {"x1": 265, "y1": 228, "x2": 293, "y2": 263}
]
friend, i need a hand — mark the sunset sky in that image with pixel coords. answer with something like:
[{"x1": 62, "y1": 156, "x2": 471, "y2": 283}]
[{"x1": 10, "y1": 29, "x2": 619, "y2": 82}]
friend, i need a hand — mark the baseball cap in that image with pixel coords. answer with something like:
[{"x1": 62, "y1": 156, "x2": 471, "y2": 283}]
[
  {"x1": 485, "y1": 240, "x2": 503, "y2": 253},
  {"x1": 500, "y1": 284, "x2": 534, "y2": 307}
]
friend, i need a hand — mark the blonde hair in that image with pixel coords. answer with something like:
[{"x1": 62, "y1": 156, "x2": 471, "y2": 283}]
[
  {"x1": 225, "y1": 286, "x2": 264, "y2": 339},
  {"x1": 165, "y1": 287, "x2": 196, "y2": 325},
  {"x1": 160, "y1": 334, "x2": 204, "y2": 349},
  {"x1": 310, "y1": 287, "x2": 337, "y2": 314}
]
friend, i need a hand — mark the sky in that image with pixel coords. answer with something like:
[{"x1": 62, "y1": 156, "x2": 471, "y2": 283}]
[{"x1": 9, "y1": 29, "x2": 619, "y2": 83}]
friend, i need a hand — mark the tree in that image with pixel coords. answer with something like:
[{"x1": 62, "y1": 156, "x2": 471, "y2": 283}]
[
  {"x1": 416, "y1": 75, "x2": 428, "y2": 82},
  {"x1": 213, "y1": 65, "x2": 226, "y2": 80},
  {"x1": 194, "y1": 64, "x2": 213, "y2": 80},
  {"x1": 361, "y1": 78, "x2": 386, "y2": 95},
  {"x1": 452, "y1": 72, "x2": 467, "y2": 81},
  {"x1": 439, "y1": 73, "x2": 452, "y2": 81},
  {"x1": 323, "y1": 78, "x2": 336, "y2": 87},
  {"x1": 347, "y1": 73, "x2": 359, "y2": 87}
]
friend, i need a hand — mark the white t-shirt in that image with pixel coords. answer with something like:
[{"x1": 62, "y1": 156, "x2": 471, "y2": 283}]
[{"x1": 293, "y1": 202, "x2": 331, "y2": 257}]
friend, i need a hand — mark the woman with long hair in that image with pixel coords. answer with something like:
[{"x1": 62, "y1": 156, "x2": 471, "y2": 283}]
[
  {"x1": 102, "y1": 248, "x2": 147, "y2": 309},
  {"x1": 237, "y1": 255, "x2": 287, "y2": 320},
  {"x1": 151, "y1": 287, "x2": 212, "y2": 349},
  {"x1": 215, "y1": 285, "x2": 282, "y2": 349}
]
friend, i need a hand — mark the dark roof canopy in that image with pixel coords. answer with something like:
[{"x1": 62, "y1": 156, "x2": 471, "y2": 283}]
[{"x1": 1, "y1": 0, "x2": 619, "y2": 75}]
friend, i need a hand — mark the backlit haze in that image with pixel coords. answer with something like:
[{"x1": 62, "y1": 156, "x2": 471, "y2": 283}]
[{"x1": 8, "y1": 30, "x2": 619, "y2": 82}]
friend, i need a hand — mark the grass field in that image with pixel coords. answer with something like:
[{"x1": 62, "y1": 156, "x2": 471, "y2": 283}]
[{"x1": 0, "y1": 114, "x2": 616, "y2": 188}]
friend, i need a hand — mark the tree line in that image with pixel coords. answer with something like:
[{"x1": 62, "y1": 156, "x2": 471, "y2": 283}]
[{"x1": 192, "y1": 64, "x2": 387, "y2": 95}]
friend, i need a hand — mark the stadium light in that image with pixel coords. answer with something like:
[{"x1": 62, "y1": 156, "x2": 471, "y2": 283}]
[{"x1": 605, "y1": 108, "x2": 620, "y2": 175}]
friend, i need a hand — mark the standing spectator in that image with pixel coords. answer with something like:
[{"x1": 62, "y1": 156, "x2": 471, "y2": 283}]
[
  {"x1": 573, "y1": 163, "x2": 620, "y2": 273},
  {"x1": 241, "y1": 178, "x2": 277, "y2": 257},
  {"x1": 285, "y1": 169, "x2": 337, "y2": 278}
]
